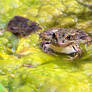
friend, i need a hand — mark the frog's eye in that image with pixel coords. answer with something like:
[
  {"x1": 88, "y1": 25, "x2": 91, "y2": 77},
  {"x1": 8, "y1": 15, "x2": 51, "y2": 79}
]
[
  {"x1": 67, "y1": 35, "x2": 71, "y2": 40},
  {"x1": 52, "y1": 33, "x2": 56, "y2": 38}
]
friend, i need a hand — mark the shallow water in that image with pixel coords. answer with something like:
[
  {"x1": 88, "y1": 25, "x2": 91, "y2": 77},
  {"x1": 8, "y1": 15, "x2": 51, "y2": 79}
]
[{"x1": 0, "y1": 0, "x2": 92, "y2": 92}]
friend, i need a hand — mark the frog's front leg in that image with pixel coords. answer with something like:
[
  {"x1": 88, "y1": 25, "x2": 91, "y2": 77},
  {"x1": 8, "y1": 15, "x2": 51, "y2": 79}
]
[{"x1": 67, "y1": 47, "x2": 82, "y2": 61}]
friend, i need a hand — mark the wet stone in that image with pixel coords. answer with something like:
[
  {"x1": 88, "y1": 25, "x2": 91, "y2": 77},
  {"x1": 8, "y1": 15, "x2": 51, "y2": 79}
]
[{"x1": 7, "y1": 16, "x2": 41, "y2": 37}]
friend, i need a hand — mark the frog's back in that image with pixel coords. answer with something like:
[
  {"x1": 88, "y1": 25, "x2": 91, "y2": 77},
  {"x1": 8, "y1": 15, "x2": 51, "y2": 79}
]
[
  {"x1": 40, "y1": 28, "x2": 67, "y2": 39},
  {"x1": 40, "y1": 28, "x2": 92, "y2": 43}
]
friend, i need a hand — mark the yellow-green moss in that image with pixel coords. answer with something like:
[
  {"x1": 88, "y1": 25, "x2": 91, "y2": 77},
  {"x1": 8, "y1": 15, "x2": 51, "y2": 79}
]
[{"x1": 0, "y1": 0, "x2": 92, "y2": 92}]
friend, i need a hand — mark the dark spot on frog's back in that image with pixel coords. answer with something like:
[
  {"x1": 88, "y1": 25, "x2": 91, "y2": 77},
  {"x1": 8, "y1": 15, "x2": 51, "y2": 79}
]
[{"x1": 7, "y1": 16, "x2": 42, "y2": 37}]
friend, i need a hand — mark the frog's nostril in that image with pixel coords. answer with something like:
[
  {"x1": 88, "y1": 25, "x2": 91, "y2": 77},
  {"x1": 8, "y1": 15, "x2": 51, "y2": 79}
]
[{"x1": 58, "y1": 42, "x2": 63, "y2": 46}]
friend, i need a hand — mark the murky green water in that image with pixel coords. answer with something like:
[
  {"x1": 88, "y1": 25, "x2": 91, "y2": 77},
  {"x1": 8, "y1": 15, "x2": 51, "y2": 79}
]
[{"x1": 0, "y1": 0, "x2": 92, "y2": 92}]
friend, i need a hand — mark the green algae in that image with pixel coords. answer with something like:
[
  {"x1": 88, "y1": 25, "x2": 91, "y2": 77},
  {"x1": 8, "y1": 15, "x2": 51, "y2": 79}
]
[{"x1": 0, "y1": 0, "x2": 92, "y2": 92}]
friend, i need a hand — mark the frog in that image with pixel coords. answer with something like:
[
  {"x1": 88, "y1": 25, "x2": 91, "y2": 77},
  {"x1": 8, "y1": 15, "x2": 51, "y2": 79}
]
[{"x1": 39, "y1": 28, "x2": 92, "y2": 60}]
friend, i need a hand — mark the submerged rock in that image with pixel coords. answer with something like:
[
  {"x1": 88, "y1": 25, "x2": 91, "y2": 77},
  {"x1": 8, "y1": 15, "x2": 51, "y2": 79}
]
[{"x1": 7, "y1": 16, "x2": 41, "y2": 37}]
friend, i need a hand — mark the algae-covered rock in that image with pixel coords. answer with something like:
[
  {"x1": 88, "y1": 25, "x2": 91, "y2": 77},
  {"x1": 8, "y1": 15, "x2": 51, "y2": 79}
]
[
  {"x1": 7, "y1": 16, "x2": 41, "y2": 37},
  {"x1": 7, "y1": 61, "x2": 92, "y2": 92},
  {"x1": 0, "y1": 83, "x2": 8, "y2": 92},
  {"x1": 0, "y1": 0, "x2": 92, "y2": 92}
]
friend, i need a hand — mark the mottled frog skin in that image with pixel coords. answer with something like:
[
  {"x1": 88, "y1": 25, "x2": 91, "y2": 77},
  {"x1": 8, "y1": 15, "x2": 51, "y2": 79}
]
[{"x1": 40, "y1": 28, "x2": 92, "y2": 60}]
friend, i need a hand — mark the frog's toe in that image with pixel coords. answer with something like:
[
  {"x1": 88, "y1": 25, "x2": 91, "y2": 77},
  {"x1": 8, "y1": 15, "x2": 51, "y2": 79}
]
[
  {"x1": 66, "y1": 56, "x2": 74, "y2": 61},
  {"x1": 66, "y1": 53, "x2": 80, "y2": 61}
]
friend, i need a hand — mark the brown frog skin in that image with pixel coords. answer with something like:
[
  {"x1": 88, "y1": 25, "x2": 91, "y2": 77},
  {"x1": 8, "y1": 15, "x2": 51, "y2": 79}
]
[{"x1": 40, "y1": 28, "x2": 92, "y2": 60}]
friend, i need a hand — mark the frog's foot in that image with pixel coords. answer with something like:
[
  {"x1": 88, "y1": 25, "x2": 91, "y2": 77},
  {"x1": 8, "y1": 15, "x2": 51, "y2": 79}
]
[
  {"x1": 67, "y1": 45, "x2": 82, "y2": 61},
  {"x1": 66, "y1": 49, "x2": 82, "y2": 61},
  {"x1": 66, "y1": 54, "x2": 79, "y2": 61},
  {"x1": 66, "y1": 56, "x2": 74, "y2": 61}
]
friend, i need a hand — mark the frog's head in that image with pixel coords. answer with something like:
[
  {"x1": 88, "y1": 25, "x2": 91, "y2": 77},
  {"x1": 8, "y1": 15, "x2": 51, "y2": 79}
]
[
  {"x1": 50, "y1": 30, "x2": 92, "y2": 54},
  {"x1": 50, "y1": 31, "x2": 79, "y2": 54},
  {"x1": 52, "y1": 30, "x2": 92, "y2": 47}
]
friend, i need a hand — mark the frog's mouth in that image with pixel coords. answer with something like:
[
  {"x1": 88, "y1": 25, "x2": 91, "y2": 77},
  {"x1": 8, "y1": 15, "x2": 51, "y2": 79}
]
[{"x1": 50, "y1": 44, "x2": 79, "y2": 54}]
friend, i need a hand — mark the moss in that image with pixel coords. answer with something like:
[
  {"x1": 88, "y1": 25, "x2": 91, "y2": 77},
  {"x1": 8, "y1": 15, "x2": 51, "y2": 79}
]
[{"x1": 0, "y1": 0, "x2": 92, "y2": 92}]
